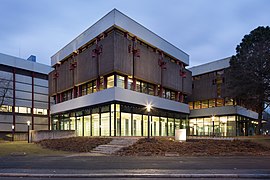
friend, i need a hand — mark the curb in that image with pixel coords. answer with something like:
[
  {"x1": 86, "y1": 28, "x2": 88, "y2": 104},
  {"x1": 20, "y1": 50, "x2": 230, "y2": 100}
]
[{"x1": 1, "y1": 173, "x2": 270, "y2": 178}]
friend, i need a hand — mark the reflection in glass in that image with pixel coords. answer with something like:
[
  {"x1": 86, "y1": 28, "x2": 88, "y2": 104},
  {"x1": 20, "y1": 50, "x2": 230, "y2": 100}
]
[
  {"x1": 92, "y1": 113, "x2": 99, "y2": 136},
  {"x1": 101, "y1": 113, "x2": 110, "y2": 136},
  {"x1": 152, "y1": 116, "x2": 159, "y2": 136},
  {"x1": 133, "y1": 114, "x2": 142, "y2": 136}
]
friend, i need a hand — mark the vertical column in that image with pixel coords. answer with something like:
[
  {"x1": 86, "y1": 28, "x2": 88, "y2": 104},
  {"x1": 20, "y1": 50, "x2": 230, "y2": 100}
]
[
  {"x1": 12, "y1": 68, "x2": 16, "y2": 132},
  {"x1": 31, "y1": 72, "x2": 34, "y2": 130},
  {"x1": 48, "y1": 92, "x2": 51, "y2": 130}
]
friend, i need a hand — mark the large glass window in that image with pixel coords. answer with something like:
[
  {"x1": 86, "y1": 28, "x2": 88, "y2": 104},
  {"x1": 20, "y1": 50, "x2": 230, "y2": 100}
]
[
  {"x1": 194, "y1": 101, "x2": 201, "y2": 109},
  {"x1": 160, "y1": 117, "x2": 167, "y2": 136},
  {"x1": 107, "y1": 75, "x2": 114, "y2": 88},
  {"x1": 152, "y1": 116, "x2": 159, "y2": 136},
  {"x1": 209, "y1": 99, "x2": 216, "y2": 108},
  {"x1": 227, "y1": 116, "x2": 236, "y2": 136},
  {"x1": 220, "y1": 116, "x2": 227, "y2": 136},
  {"x1": 128, "y1": 78, "x2": 133, "y2": 90},
  {"x1": 168, "y1": 118, "x2": 174, "y2": 136},
  {"x1": 225, "y1": 98, "x2": 234, "y2": 106},
  {"x1": 84, "y1": 115, "x2": 91, "y2": 136},
  {"x1": 188, "y1": 102, "x2": 194, "y2": 110},
  {"x1": 100, "y1": 77, "x2": 104, "y2": 91},
  {"x1": 197, "y1": 118, "x2": 204, "y2": 136},
  {"x1": 204, "y1": 117, "x2": 211, "y2": 136},
  {"x1": 141, "y1": 82, "x2": 147, "y2": 94},
  {"x1": 133, "y1": 114, "x2": 142, "y2": 136},
  {"x1": 76, "y1": 116, "x2": 83, "y2": 136},
  {"x1": 101, "y1": 113, "x2": 110, "y2": 136},
  {"x1": 87, "y1": 82, "x2": 93, "y2": 94},
  {"x1": 136, "y1": 81, "x2": 140, "y2": 92},
  {"x1": 116, "y1": 75, "x2": 125, "y2": 88},
  {"x1": 202, "y1": 100, "x2": 208, "y2": 108},
  {"x1": 216, "y1": 99, "x2": 224, "y2": 107},
  {"x1": 121, "y1": 113, "x2": 131, "y2": 136},
  {"x1": 148, "y1": 84, "x2": 155, "y2": 96},
  {"x1": 189, "y1": 118, "x2": 197, "y2": 136},
  {"x1": 143, "y1": 115, "x2": 149, "y2": 136},
  {"x1": 92, "y1": 113, "x2": 99, "y2": 136},
  {"x1": 82, "y1": 84, "x2": 87, "y2": 96}
]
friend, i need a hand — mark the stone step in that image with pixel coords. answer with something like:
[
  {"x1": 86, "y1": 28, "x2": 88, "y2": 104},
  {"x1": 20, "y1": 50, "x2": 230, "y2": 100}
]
[{"x1": 90, "y1": 138, "x2": 139, "y2": 155}]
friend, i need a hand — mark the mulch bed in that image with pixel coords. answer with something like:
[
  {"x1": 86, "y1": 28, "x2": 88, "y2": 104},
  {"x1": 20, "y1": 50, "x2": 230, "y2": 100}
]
[
  {"x1": 117, "y1": 138, "x2": 270, "y2": 156},
  {"x1": 37, "y1": 137, "x2": 111, "y2": 152}
]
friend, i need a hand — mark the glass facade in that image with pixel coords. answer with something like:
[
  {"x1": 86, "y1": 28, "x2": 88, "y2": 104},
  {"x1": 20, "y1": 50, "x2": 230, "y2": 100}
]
[
  {"x1": 189, "y1": 115, "x2": 257, "y2": 137},
  {"x1": 52, "y1": 102, "x2": 188, "y2": 137}
]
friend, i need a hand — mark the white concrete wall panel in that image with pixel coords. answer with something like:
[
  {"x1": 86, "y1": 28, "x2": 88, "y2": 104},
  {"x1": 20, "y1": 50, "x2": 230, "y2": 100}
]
[
  {"x1": 51, "y1": 87, "x2": 189, "y2": 115},
  {"x1": 189, "y1": 105, "x2": 258, "y2": 119}
]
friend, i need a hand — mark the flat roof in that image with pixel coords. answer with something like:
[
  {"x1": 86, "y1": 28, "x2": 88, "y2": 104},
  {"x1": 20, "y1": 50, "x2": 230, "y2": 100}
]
[
  {"x1": 51, "y1": 9, "x2": 189, "y2": 66},
  {"x1": 0, "y1": 53, "x2": 52, "y2": 74},
  {"x1": 188, "y1": 57, "x2": 231, "y2": 76}
]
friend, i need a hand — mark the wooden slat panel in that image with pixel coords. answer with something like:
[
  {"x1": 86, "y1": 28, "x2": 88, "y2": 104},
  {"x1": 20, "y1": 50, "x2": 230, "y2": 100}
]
[
  {"x1": 114, "y1": 31, "x2": 132, "y2": 75},
  {"x1": 75, "y1": 45, "x2": 97, "y2": 85},
  {"x1": 134, "y1": 42, "x2": 160, "y2": 84},
  {"x1": 99, "y1": 32, "x2": 114, "y2": 76}
]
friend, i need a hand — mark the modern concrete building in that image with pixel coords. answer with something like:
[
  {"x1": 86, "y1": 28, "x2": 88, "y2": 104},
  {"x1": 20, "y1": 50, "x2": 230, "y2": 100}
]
[
  {"x1": 49, "y1": 9, "x2": 192, "y2": 137},
  {"x1": 0, "y1": 53, "x2": 51, "y2": 137},
  {"x1": 188, "y1": 57, "x2": 258, "y2": 136}
]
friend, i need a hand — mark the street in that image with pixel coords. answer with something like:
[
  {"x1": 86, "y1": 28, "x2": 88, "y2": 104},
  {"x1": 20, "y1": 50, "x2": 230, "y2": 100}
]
[{"x1": 0, "y1": 155, "x2": 270, "y2": 179}]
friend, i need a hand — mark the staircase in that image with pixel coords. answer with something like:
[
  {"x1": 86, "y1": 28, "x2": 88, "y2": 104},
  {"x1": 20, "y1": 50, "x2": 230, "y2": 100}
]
[{"x1": 91, "y1": 137, "x2": 139, "y2": 155}]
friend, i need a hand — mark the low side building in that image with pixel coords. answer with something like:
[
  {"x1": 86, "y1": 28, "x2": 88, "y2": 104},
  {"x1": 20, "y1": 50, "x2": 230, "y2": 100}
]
[
  {"x1": 0, "y1": 53, "x2": 51, "y2": 137},
  {"x1": 49, "y1": 9, "x2": 192, "y2": 137},
  {"x1": 188, "y1": 57, "x2": 258, "y2": 136}
]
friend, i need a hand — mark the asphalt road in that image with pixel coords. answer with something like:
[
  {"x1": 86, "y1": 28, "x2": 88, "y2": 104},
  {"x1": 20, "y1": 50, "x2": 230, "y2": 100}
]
[{"x1": 0, "y1": 155, "x2": 270, "y2": 179}]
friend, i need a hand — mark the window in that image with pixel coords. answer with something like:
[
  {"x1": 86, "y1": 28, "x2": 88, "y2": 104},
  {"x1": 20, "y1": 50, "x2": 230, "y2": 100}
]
[
  {"x1": 202, "y1": 100, "x2": 209, "y2": 108},
  {"x1": 107, "y1": 75, "x2": 114, "y2": 88},
  {"x1": 148, "y1": 84, "x2": 155, "y2": 96},
  {"x1": 100, "y1": 77, "x2": 104, "y2": 90},
  {"x1": 82, "y1": 84, "x2": 87, "y2": 96},
  {"x1": 141, "y1": 82, "x2": 147, "y2": 94},
  {"x1": 128, "y1": 78, "x2": 133, "y2": 90},
  {"x1": 93, "y1": 81, "x2": 97, "y2": 93},
  {"x1": 225, "y1": 98, "x2": 234, "y2": 106},
  {"x1": 188, "y1": 102, "x2": 194, "y2": 110},
  {"x1": 216, "y1": 99, "x2": 224, "y2": 107},
  {"x1": 34, "y1": 108, "x2": 47, "y2": 115},
  {"x1": 136, "y1": 81, "x2": 140, "y2": 92},
  {"x1": 116, "y1": 75, "x2": 125, "y2": 88},
  {"x1": 209, "y1": 99, "x2": 216, "y2": 108},
  {"x1": 194, "y1": 101, "x2": 201, "y2": 109},
  {"x1": 87, "y1": 82, "x2": 93, "y2": 94}
]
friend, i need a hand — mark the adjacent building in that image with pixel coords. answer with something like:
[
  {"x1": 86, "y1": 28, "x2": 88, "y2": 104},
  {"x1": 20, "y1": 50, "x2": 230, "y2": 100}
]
[
  {"x1": 188, "y1": 57, "x2": 258, "y2": 136},
  {"x1": 49, "y1": 9, "x2": 192, "y2": 137},
  {"x1": 0, "y1": 53, "x2": 51, "y2": 137}
]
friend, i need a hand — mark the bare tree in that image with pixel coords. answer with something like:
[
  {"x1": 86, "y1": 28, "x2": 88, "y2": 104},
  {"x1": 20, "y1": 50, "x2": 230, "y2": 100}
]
[{"x1": 0, "y1": 78, "x2": 12, "y2": 109}]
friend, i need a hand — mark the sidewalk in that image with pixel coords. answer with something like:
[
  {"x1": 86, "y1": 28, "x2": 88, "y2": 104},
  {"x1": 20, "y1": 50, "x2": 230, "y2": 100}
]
[{"x1": 1, "y1": 169, "x2": 270, "y2": 178}]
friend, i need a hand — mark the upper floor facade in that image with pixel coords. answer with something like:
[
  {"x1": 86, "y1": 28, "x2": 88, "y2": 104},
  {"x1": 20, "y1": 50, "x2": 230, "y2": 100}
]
[{"x1": 49, "y1": 9, "x2": 192, "y2": 107}]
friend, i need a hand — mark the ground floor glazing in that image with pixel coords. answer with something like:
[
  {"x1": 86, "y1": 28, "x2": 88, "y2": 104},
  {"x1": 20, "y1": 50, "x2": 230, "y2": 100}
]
[
  {"x1": 51, "y1": 102, "x2": 188, "y2": 137},
  {"x1": 189, "y1": 115, "x2": 257, "y2": 136}
]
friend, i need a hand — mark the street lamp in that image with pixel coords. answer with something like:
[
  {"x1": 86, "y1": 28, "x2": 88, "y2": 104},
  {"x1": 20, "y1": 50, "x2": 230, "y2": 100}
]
[
  {"x1": 146, "y1": 104, "x2": 152, "y2": 141},
  {"x1": 211, "y1": 116, "x2": 215, "y2": 137},
  {"x1": 27, "y1": 121, "x2": 31, "y2": 143},
  {"x1": 11, "y1": 125, "x2": 15, "y2": 141}
]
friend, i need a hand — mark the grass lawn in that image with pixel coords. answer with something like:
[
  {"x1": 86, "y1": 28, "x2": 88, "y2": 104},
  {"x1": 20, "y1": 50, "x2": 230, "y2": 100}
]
[
  {"x1": 238, "y1": 136, "x2": 270, "y2": 148},
  {"x1": 0, "y1": 141, "x2": 70, "y2": 157}
]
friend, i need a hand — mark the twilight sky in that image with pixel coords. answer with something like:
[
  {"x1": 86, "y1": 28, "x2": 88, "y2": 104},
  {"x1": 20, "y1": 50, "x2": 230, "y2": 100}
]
[{"x1": 0, "y1": 0, "x2": 270, "y2": 67}]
